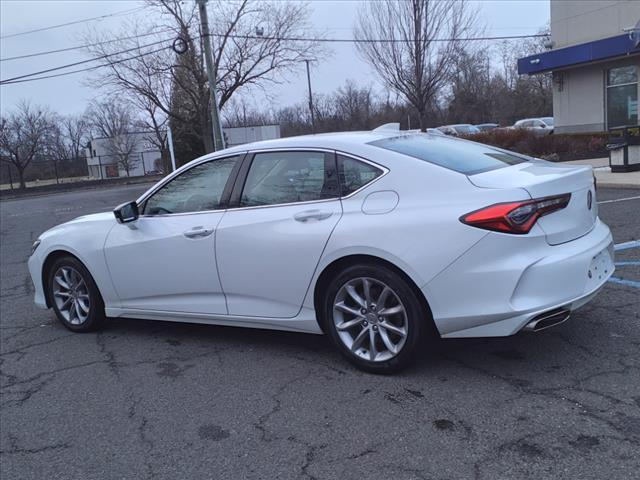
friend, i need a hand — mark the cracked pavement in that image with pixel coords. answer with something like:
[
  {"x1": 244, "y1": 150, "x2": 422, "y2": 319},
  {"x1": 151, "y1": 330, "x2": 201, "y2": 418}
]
[{"x1": 1, "y1": 184, "x2": 639, "y2": 480}]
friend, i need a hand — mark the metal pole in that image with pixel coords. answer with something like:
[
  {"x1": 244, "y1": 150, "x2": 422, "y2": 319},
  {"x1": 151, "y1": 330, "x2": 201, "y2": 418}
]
[
  {"x1": 98, "y1": 156, "x2": 103, "y2": 180},
  {"x1": 305, "y1": 59, "x2": 315, "y2": 133},
  {"x1": 167, "y1": 126, "x2": 177, "y2": 172},
  {"x1": 53, "y1": 159, "x2": 59, "y2": 184},
  {"x1": 141, "y1": 152, "x2": 146, "y2": 175},
  {"x1": 8, "y1": 165, "x2": 13, "y2": 190},
  {"x1": 196, "y1": 0, "x2": 225, "y2": 151}
]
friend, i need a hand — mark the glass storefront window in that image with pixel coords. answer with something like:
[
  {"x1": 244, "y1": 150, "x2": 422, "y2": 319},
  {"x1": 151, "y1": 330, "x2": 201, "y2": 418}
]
[{"x1": 607, "y1": 66, "x2": 638, "y2": 128}]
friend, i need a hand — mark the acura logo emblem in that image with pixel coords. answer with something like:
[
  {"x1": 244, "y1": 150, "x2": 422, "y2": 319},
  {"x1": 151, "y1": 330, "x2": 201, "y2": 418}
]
[{"x1": 587, "y1": 190, "x2": 593, "y2": 210}]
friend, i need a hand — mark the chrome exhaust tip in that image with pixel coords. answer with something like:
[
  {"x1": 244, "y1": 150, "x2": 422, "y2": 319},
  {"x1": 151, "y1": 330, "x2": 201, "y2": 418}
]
[{"x1": 523, "y1": 308, "x2": 571, "y2": 332}]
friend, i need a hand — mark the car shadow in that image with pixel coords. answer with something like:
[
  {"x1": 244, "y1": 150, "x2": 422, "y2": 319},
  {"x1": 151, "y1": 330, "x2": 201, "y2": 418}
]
[{"x1": 96, "y1": 314, "x2": 609, "y2": 379}]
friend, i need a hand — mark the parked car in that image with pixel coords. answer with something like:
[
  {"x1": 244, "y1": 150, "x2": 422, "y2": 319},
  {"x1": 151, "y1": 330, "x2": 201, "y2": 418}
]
[
  {"x1": 427, "y1": 128, "x2": 446, "y2": 136},
  {"x1": 437, "y1": 124, "x2": 481, "y2": 136},
  {"x1": 28, "y1": 129, "x2": 611, "y2": 373},
  {"x1": 513, "y1": 117, "x2": 554, "y2": 135},
  {"x1": 475, "y1": 123, "x2": 500, "y2": 132},
  {"x1": 406, "y1": 128, "x2": 446, "y2": 136}
]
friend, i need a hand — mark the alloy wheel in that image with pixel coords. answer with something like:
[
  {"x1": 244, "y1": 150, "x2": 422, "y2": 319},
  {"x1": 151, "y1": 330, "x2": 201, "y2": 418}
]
[
  {"x1": 52, "y1": 266, "x2": 91, "y2": 325},
  {"x1": 333, "y1": 277, "x2": 408, "y2": 362}
]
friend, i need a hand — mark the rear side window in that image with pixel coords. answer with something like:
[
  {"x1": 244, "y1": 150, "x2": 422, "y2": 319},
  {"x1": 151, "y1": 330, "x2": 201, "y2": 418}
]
[
  {"x1": 240, "y1": 151, "x2": 338, "y2": 207},
  {"x1": 369, "y1": 135, "x2": 527, "y2": 175},
  {"x1": 337, "y1": 155, "x2": 383, "y2": 196}
]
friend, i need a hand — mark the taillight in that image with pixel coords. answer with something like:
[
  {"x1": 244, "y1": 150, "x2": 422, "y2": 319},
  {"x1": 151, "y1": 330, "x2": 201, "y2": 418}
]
[{"x1": 460, "y1": 194, "x2": 571, "y2": 234}]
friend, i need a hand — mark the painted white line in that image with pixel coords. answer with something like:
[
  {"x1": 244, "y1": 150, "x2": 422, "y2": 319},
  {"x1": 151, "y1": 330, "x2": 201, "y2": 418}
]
[
  {"x1": 598, "y1": 195, "x2": 640, "y2": 205},
  {"x1": 614, "y1": 240, "x2": 640, "y2": 251}
]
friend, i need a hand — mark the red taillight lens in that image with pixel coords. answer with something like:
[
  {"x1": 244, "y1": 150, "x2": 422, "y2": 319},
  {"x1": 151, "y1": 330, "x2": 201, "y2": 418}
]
[{"x1": 460, "y1": 194, "x2": 571, "y2": 234}]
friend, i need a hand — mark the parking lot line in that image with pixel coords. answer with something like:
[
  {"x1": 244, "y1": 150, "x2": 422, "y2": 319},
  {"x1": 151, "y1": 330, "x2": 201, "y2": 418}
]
[
  {"x1": 598, "y1": 195, "x2": 640, "y2": 205},
  {"x1": 615, "y1": 261, "x2": 640, "y2": 266},
  {"x1": 613, "y1": 240, "x2": 640, "y2": 251},
  {"x1": 607, "y1": 277, "x2": 640, "y2": 288}
]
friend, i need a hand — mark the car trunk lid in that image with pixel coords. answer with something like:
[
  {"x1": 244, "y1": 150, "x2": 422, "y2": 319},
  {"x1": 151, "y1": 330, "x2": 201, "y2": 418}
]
[{"x1": 468, "y1": 160, "x2": 597, "y2": 245}]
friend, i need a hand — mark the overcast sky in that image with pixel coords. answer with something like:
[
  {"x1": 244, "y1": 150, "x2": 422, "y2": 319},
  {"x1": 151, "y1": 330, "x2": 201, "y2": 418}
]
[{"x1": 0, "y1": 0, "x2": 549, "y2": 117}]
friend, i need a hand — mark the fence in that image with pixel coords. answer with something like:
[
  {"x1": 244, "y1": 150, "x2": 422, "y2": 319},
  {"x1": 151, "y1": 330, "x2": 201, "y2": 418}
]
[{"x1": 1, "y1": 151, "x2": 167, "y2": 190}]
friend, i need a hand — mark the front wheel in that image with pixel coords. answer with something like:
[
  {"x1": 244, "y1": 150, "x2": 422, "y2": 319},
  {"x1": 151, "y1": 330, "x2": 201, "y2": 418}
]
[
  {"x1": 322, "y1": 264, "x2": 427, "y2": 373},
  {"x1": 48, "y1": 256, "x2": 106, "y2": 332}
]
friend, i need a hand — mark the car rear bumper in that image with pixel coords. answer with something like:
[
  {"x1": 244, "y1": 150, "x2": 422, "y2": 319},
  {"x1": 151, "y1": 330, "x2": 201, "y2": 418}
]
[{"x1": 422, "y1": 218, "x2": 613, "y2": 338}]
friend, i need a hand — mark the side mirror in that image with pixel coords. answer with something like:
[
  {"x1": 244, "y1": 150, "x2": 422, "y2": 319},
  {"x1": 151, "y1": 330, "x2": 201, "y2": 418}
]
[{"x1": 113, "y1": 201, "x2": 139, "y2": 223}]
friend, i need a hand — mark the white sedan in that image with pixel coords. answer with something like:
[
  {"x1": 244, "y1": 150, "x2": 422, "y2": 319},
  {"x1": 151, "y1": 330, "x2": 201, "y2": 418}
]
[{"x1": 28, "y1": 129, "x2": 614, "y2": 372}]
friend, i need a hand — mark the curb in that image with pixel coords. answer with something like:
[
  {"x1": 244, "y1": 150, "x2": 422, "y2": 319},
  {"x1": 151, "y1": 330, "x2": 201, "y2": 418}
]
[{"x1": 595, "y1": 183, "x2": 640, "y2": 190}]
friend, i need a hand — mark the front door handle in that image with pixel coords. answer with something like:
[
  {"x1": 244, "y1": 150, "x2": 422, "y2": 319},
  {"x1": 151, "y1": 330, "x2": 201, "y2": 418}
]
[
  {"x1": 183, "y1": 227, "x2": 214, "y2": 238},
  {"x1": 294, "y1": 209, "x2": 332, "y2": 222}
]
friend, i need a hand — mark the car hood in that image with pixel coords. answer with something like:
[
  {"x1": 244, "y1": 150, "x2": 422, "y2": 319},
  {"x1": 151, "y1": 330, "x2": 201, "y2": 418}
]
[{"x1": 40, "y1": 211, "x2": 115, "y2": 240}]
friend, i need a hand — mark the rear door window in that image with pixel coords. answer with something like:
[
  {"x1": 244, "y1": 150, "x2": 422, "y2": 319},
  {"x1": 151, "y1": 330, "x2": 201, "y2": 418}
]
[
  {"x1": 240, "y1": 151, "x2": 339, "y2": 207},
  {"x1": 369, "y1": 134, "x2": 528, "y2": 175}
]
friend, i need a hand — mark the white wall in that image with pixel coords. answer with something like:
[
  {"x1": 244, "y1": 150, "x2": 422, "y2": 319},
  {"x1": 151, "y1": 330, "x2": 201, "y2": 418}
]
[
  {"x1": 224, "y1": 125, "x2": 281, "y2": 147},
  {"x1": 551, "y1": 0, "x2": 640, "y2": 49},
  {"x1": 553, "y1": 58, "x2": 639, "y2": 133}
]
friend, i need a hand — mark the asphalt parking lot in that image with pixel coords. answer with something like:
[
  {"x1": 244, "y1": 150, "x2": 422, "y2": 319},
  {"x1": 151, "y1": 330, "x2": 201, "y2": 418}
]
[{"x1": 1, "y1": 184, "x2": 638, "y2": 480}]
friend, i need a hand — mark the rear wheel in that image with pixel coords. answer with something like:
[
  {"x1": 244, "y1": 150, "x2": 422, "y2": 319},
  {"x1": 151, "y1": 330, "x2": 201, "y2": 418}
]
[
  {"x1": 48, "y1": 256, "x2": 106, "y2": 332},
  {"x1": 322, "y1": 264, "x2": 426, "y2": 373}
]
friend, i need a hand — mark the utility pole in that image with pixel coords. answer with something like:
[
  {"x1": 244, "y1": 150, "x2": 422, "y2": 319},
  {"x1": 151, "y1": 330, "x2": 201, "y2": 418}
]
[
  {"x1": 196, "y1": 0, "x2": 225, "y2": 151},
  {"x1": 167, "y1": 126, "x2": 177, "y2": 172},
  {"x1": 305, "y1": 59, "x2": 316, "y2": 133}
]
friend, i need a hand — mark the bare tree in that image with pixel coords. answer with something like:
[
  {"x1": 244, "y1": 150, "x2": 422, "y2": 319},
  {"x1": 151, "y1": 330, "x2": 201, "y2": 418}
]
[
  {"x1": 86, "y1": 99, "x2": 140, "y2": 176},
  {"x1": 47, "y1": 114, "x2": 90, "y2": 163},
  {"x1": 354, "y1": 0, "x2": 479, "y2": 131},
  {"x1": 0, "y1": 101, "x2": 54, "y2": 189},
  {"x1": 85, "y1": 0, "x2": 322, "y2": 156}
]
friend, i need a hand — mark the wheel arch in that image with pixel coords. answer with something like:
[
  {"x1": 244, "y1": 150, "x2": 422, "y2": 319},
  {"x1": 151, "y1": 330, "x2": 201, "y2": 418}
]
[
  {"x1": 312, "y1": 254, "x2": 439, "y2": 337},
  {"x1": 42, "y1": 250, "x2": 85, "y2": 308}
]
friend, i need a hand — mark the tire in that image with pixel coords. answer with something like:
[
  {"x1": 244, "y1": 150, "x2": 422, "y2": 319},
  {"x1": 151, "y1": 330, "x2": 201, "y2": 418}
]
[
  {"x1": 47, "y1": 256, "x2": 106, "y2": 332},
  {"x1": 321, "y1": 263, "x2": 427, "y2": 374}
]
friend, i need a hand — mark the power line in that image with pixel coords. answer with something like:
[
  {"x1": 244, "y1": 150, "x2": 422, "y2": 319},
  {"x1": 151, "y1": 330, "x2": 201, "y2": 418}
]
[
  {"x1": 1, "y1": 28, "x2": 175, "y2": 62},
  {"x1": 0, "y1": 6, "x2": 146, "y2": 40},
  {"x1": 207, "y1": 32, "x2": 548, "y2": 43},
  {"x1": 0, "y1": 45, "x2": 172, "y2": 85},
  {"x1": 0, "y1": 31, "x2": 548, "y2": 86},
  {"x1": 0, "y1": 38, "x2": 172, "y2": 84}
]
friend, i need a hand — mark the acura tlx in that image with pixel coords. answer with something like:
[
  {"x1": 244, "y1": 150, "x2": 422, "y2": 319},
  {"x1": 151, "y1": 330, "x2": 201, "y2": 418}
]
[{"x1": 28, "y1": 126, "x2": 614, "y2": 373}]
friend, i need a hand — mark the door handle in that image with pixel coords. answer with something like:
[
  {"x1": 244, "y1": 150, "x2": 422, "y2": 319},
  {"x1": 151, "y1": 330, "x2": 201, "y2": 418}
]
[
  {"x1": 294, "y1": 209, "x2": 332, "y2": 222},
  {"x1": 183, "y1": 227, "x2": 214, "y2": 238}
]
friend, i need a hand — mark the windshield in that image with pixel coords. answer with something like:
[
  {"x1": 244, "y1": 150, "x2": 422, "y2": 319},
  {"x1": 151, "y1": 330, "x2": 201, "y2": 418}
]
[
  {"x1": 542, "y1": 117, "x2": 554, "y2": 126},
  {"x1": 369, "y1": 135, "x2": 528, "y2": 175}
]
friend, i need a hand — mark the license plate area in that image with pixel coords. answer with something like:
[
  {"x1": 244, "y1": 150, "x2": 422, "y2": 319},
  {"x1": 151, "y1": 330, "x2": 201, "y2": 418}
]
[{"x1": 585, "y1": 245, "x2": 614, "y2": 291}]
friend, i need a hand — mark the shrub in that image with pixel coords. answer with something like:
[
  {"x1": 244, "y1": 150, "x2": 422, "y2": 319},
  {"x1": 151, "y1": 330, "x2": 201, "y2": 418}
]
[{"x1": 462, "y1": 129, "x2": 609, "y2": 161}]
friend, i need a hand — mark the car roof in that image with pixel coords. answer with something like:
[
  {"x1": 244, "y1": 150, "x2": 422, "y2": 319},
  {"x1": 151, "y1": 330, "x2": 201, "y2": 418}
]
[{"x1": 219, "y1": 130, "x2": 424, "y2": 156}]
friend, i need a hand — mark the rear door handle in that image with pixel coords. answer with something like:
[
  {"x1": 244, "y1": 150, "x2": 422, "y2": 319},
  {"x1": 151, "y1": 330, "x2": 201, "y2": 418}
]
[
  {"x1": 294, "y1": 209, "x2": 332, "y2": 222},
  {"x1": 183, "y1": 227, "x2": 214, "y2": 238}
]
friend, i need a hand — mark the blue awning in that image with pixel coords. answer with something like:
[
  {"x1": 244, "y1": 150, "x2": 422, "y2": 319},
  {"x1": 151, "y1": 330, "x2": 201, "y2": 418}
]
[{"x1": 518, "y1": 34, "x2": 640, "y2": 75}]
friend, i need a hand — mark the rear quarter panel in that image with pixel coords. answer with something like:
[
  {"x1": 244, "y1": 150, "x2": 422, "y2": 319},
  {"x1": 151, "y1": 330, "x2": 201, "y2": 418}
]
[{"x1": 302, "y1": 146, "x2": 533, "y2": 312}]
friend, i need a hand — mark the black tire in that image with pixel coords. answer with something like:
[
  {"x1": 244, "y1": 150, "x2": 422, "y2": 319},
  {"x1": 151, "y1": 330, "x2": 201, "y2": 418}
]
[
  {"x1": 47, "y1": 255, "x2": 106, "y2": 332},
  {"x1": 321, "y1": 263, "x2": 428, "y2": 374}
]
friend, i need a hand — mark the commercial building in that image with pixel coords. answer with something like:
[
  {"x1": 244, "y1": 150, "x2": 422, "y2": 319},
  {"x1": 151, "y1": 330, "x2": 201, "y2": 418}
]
[
  {"x1": 518, "y1": 1, "x2": 640, "y2": 134},
  {"x1": 86, "y1": 132, "x2": 162, "y2": 179}
]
